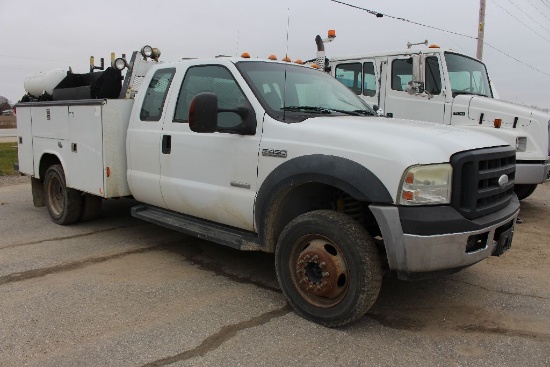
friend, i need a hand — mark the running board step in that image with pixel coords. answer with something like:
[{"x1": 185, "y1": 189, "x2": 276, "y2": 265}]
[{"x1": 131, "y1": 205, "x2": 262, "y2": 251}]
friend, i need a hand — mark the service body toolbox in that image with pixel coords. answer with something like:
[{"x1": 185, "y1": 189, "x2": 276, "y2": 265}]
[{"x1": 17, "y1": 99, "x2": 133, "y2": 198}]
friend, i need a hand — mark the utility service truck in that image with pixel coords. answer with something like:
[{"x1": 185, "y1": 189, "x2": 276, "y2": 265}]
[
  {"x1": 313, "y1": 32, "x2": 550, "y2": 200},
  {"x1": 16, "y1": 46, "x2": 519, "y2": 327}
]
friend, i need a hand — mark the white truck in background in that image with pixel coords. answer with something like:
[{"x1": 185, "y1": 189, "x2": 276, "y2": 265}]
[
  {"x1": 313, "y1": 32, "x2": 550, "y2": 200},
  {"x1": 15, "y1": 46, "x2": 520, "y2": 327}
]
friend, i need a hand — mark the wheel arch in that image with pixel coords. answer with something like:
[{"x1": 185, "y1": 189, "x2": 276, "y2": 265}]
[
  {"x1": 255, "y1": 154, "x2": 393, "y2": 252},
  {"x1": 37, "y1": 152, "x2": 64, "y2": 180}
]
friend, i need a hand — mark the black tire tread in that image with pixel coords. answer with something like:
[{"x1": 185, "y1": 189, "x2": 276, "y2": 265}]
[
  {"x1": 44, "y1": 164, "x2": 82, "y2": 225},
  {"x1": 514, "y1": 184, "x2": 537, "y2": 200},
  {"x1": 80, "y1": 194, "x2": 103, "y2": 222},
  {"x1": 275, "y1": 210, "x2": 382, "y2": 327}
]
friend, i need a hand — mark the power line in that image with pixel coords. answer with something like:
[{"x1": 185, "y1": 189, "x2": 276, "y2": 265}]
[
  {"x1": 505, "y1": 0, "x2": 550, "y2": 33},
  {"x1": 330, "y1": 0, "x2": 477, "y2": 39},
  {"x1": 329, "y1": 0, "x2": 550, "y2": 78},
  {"x1": 540, "y1": 0, "x2": 550, "y2": 10},
  {"x1": 484, "y1": 43, "x2": 550, "y2": 77},
  {"x1": 525, "y1": 0, "x2": 550, "y2": 21},
  {"x1": 489, "y1": 0, "x2": 550, "y2": 42}
]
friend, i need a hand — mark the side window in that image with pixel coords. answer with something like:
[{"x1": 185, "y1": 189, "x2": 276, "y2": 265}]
[
  {"x1": 140, "y1": 68, "x2": 176, "y2": 121},
  {"x1": 425, "y1": 56, "x2": 442, "y2": 95},
  {"x1": 173, "y1": 65, "x2": 248, "y2": 129},
  {"x1": 362, "y1": 62, "x2": 376, "y2": 97},
  {"x1": 335, "y1": 63, "x2": 362, "y2": 95},
  {"x1": 391, "y1": 59, "x2": 412, "y2": 92}
]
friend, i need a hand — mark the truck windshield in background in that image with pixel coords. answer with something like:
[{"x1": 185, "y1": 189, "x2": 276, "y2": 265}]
[
  {"x1": 236, "y1": 61, "x2": 374, "y2": 122},
  {"x1": 445, "y1": 52, "x2": 493, "y2": 98}
]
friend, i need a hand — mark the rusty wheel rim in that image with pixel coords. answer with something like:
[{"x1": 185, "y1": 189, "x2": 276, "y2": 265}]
[{"x1": 290, "y1": 234, "x2": 349, "y2": 308}]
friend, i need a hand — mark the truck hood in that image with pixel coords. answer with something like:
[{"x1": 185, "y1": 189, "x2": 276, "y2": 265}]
[
  {"x1": 299, "y1": 115, "x2": 509, "y2": 164},
  {"x1": 452, "y1": 95, "x2": 550, "y2": 159},
  {"x1": 260, "y1": 115, "x2": 511, "y2": 202}
]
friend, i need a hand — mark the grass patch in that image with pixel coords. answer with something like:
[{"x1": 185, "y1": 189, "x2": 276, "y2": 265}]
[{"x1": 0, "y1": 142, "x2": 18, "y2": 175}]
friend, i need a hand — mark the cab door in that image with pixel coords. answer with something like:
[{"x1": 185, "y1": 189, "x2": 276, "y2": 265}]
[
  {"x1": 383, "y1": 55, "x2": 447, "y2": 123},
  {"x1": 126, "y1": 67, "x2": 176, "y2": 208},
  {"x1": 159, "y1": 63, "x2": 261, "y2": 231}
]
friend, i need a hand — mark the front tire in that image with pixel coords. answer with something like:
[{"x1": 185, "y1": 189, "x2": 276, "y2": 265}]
[
  {"x1": 514, "y1": 184, "x2": 537, "y2": 200},
  {"x1": 275, "y1": 210, "x2": 382, "y2": 327},
  {"x1": 44, "y1": 164, "x2": 82, "y2": 225}
]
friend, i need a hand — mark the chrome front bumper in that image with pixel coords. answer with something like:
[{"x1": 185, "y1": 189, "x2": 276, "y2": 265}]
[
  {"x1": 515, "y1": 160, "x2": 550, "y2": 184},
  {"x1": 370, "y1": 201, "x2": 520, "y2": 276}
]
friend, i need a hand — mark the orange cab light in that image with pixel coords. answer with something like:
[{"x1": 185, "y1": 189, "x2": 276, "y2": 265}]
[
  {"x1": 268, "y1": 54, "x2": 277, "y2": 60},
  {"x1": 294, "y1": 59, "x2": 304, "y2": 64},
  {"x1": 106, "y1": 167, "x2": 111, "y2": 178},
  {"x1": 310, "y1": 63, "x2": 320, "y2": 69},
  {"x1": 429, "y1": 44, "x2": 440, "y2": 48},
  {"x1": 494, "y1": 118, "x2": 502, "y2": 128},
  {"x1": 282, "y1": 56, "x2": 291, "y2": 62},
  {"x1": 241, "y1": 52, "x2": 251, "y2": 58},
  {"x1": 328, "y1": 29, "x2": 336, "y2": 38}
]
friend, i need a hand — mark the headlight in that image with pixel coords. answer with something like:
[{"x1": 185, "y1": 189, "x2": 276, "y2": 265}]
[{"x1": 398, "y1": 164, "x2": 452, "y2": 205}]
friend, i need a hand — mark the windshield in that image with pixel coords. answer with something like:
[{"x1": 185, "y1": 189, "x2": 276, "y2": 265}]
[
  {"x1": 236, "y1": 61, "x2": 375, "y2": 122},
  {"x1": 445, "y1": 52, "x2": 492, "y2": 98}
]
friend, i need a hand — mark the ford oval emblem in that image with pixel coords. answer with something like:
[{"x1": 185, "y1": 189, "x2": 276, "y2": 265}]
[{"x1": 498, "y1": 174, "x2": 509, "y2": 187}]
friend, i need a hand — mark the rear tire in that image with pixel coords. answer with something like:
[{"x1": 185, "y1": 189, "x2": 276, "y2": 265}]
[
  {"x1": 80, "y1": 194, "x2": 103, "y2": 221},
  {"x1": 44, "y1": 164, "x2": 82, "y2": 225},
  {"x1": 275, "y1": 210, "x2": 382, "y2": 327},
  {"x1": 514, "y1": 184, "x2": 537, "y2": 200}
]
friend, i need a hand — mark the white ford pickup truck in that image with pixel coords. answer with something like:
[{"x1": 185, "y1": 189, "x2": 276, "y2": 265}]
[{"x1": 15, "y1": 47, "x2": 519, "y2": 327}]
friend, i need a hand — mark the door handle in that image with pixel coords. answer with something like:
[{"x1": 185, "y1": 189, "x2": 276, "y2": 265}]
[{"x1": 162, "y1": 135, "x2": 171, "y2": 154}]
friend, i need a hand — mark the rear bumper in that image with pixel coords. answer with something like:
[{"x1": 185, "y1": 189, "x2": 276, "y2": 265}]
[
  {"x1": 515, "y1": 160, "x2": 550, "y2": 184},
  {"x1": 370, "y1": 197, "x2": 520, "y2": 279}
]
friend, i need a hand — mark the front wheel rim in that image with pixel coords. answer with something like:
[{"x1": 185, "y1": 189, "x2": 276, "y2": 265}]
[{"x1": 290, "y1": 234, "x2": 350, "y2": 308}]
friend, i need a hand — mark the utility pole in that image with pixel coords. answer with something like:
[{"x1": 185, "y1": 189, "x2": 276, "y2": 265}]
[{"x1": 476, "y1": 0, "x2": 486, "y2": 60}]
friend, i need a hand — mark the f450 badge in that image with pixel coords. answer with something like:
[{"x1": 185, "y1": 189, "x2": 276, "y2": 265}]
[{"x1": 262, "y1": 149, "x2": 287, "y2": 158}]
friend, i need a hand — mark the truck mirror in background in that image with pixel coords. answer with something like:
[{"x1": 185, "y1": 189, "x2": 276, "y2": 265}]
[
  {"x1": 407, "y1": 54, "x2": 426, "y2": 96},
  {"x1": 189, "y1": 93, "x2": 218, "y2": 133}
]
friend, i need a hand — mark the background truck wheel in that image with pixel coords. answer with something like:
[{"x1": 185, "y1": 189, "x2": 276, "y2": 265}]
[
  {"x1": 80, "y1": 194, "x2": 103, "y2": 221},
  {"x1": 275, "y1": 210, "x2": 382, "y2": 327},
  {"x1": 514, "y1": 184, "x2": 537, "y2": 200},
  {"x1": 44, "y1": 164, "x2": 82, "y2": 225}
]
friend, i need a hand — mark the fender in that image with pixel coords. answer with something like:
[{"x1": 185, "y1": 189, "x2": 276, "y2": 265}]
[{"x1": 255, "y1": 154, "x2": 393, "y2": 242}]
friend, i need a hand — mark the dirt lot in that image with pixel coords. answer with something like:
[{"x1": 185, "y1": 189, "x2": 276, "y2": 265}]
[{"x1": 0, "y1": 177, "x2": 549, "y2": 366}]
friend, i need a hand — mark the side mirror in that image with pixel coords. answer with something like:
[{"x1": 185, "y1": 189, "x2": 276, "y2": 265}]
[
  {"x1": 406, "y1": 54, "x2": 426, "y2": 95},
  {"x1": 189, "y1": 92, "x2": 218, "y2": 133}
]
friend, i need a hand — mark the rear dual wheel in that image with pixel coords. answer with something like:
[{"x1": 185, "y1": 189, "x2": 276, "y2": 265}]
[
  {"x1": 44, "y1": 164, "x2": 82, "y2": 225},
  {"x1": 275, "y1": 210, "x2": 383, "y2": 327}
]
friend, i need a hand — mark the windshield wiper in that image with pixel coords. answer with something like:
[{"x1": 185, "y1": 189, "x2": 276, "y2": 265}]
[
  {"x1": 282, "y1": 106, "x2": 332, "y2": 114},
  {"x1": 452, "y1": 91, "x2": 487, "y2": 97},
  {"x1": 353, "y1": 109, "x2": 376, "y2": 116},
  {"x1": 282, "y1": 106, "x2": 363, "y2": 116}
]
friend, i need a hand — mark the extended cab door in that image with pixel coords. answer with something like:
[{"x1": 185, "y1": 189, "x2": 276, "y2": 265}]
[
  {"x1": 159, "y1": 63, "x2": 261, "y2": 231},
  {"x1": 127, "y1": 67, "x2": 177, "y2": 208},
  {"x1": 383, "y1": 54, "x2": 447, "y2": 123}
]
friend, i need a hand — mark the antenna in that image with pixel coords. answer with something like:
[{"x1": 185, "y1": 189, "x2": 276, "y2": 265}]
[
  {"x1": 235, "y1": 29, "x2": 240, "y2": 57},
  {"x1": 283, "y1": 8, "x2": 290, "y2": 122}
]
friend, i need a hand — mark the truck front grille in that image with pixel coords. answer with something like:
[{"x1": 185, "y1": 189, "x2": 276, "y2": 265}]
[{"x1": 450, "y1": 146, "x2": 516, "y2": 220}]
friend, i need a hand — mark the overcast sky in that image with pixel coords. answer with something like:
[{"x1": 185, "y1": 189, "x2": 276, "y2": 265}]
[{"x1": 1, "y1": 0, "x2": 549, "y2": 109}]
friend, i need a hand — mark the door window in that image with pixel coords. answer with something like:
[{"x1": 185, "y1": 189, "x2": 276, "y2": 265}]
[
  {"x1": 391, "y1": 57, "x2": 441, "y2": 94},
  {"x1": 173, "y1": 65, "x2": 248, "y2": 129},
  {"x1": 363, "y1": 62, "x2": 376, "y2": 97},
  {"x1": 335, "y1": 63, "x2": 362, "y2": 95},
  {"x1": 140, "y1": 68, "x2": 176, "y2": 121}
]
